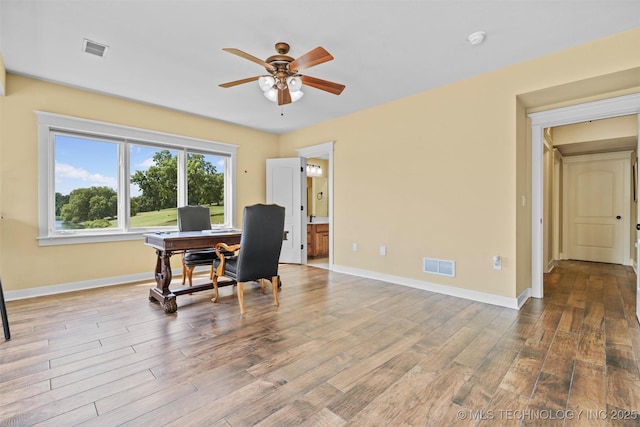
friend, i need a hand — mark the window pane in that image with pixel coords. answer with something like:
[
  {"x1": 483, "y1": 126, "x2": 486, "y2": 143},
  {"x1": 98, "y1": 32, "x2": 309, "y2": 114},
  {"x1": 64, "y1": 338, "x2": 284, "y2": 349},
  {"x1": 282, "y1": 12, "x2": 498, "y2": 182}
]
[
  {"x1": 130, "y1": 145, "x2": 179, "y2": 227},
  {"x1": 54, "y1": 134, "x2": 119, "y2": 230},
  {"x1": 187, "y1": 152, "x2": 226, "y2": 225}
]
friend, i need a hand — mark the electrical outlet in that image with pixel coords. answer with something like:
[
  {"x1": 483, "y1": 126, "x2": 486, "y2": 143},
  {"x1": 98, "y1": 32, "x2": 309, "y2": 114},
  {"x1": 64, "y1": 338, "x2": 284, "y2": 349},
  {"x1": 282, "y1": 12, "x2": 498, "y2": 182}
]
[
  {"x1": 493, "y1": 256, "x2": 502, "y2": 270},
  {"x1": 352, "y1": 243, "x2": 358, "y2": 252},
  {"x1": 380, "y1": 245, "x2": 387, "y2": 256}
]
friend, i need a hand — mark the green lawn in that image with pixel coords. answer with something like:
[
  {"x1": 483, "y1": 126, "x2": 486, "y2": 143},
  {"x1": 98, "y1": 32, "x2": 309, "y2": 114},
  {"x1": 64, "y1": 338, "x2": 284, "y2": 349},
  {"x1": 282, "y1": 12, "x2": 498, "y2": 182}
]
[{"x1": 109, "y1": 205, "x2": 225, "y2": 228}]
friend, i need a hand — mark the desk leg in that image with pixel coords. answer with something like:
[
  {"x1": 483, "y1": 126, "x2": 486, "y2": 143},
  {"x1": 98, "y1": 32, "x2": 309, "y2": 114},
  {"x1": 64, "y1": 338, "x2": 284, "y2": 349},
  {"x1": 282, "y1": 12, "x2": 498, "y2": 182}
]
[{"x1": 148, "y1": 249, "x2": 178, "y2": 314}]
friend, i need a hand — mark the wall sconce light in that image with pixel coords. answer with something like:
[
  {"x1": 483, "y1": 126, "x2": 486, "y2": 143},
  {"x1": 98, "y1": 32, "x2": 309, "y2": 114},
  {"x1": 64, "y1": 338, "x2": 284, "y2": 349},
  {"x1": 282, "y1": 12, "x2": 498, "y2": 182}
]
[{"x1": 307, "y1": 164, "x2": 323, "y2": 177}]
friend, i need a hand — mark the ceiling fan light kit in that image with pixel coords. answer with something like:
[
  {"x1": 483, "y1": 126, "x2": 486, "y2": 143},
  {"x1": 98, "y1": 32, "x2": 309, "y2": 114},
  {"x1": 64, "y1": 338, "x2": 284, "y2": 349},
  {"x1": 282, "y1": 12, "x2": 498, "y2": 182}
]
[
  {"x1": 220, "y1": 42, "x2": 345, "y2": 106},
  {"x1": 260, "y1": 75, "x2": 304, "y2": 103},
  {"x1": 258, "y1": 75, "x2": 275, "y2": 91}
]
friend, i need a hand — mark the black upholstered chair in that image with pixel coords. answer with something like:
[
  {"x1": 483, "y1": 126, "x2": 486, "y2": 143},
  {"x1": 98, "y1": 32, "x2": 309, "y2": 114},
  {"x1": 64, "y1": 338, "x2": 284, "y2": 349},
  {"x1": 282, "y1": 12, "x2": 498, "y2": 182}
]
[
  {"x1": 177, "y1": 205, "x2": 216, "y2": 287},
  {"x1": 0, "y1": 276, "x2": 10, "y2": 340},
  {"x1": 212, "y1": 204, "x2": 285, "y2": 314}
]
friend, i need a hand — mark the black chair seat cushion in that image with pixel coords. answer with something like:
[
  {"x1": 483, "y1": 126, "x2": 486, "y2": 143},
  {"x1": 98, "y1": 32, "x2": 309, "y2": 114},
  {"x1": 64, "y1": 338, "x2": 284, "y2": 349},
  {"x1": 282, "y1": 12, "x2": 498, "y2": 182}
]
[
  {"x1": 185, "y1": 249, "x2": 236, "y2": 266},
  {"x1": 183, "y1": 249, "x2": 216, "y2": 265}
]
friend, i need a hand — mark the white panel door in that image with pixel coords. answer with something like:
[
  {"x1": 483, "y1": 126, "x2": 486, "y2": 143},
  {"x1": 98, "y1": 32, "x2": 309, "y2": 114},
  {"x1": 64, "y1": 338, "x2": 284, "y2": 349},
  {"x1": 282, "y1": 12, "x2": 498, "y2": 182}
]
[
  {"x1": 637, "y1": 234, "x2": 640, "y2": 324},
  {"x1": 266, "y1": 157, "x2": 306, "y2": 264},
  {"x1": 637, "y1": 155, "x2": 640, "y2": 325},
  {"x1": 564, "y1": 154, "x2": 628, "y2": 264}
]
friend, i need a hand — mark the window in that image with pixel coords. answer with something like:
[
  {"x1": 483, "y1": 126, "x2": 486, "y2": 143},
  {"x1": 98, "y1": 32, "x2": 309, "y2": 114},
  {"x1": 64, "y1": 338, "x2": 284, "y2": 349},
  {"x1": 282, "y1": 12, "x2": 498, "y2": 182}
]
[{"x1": 37, "y1": 112, "x2": 238, "y2": 246}]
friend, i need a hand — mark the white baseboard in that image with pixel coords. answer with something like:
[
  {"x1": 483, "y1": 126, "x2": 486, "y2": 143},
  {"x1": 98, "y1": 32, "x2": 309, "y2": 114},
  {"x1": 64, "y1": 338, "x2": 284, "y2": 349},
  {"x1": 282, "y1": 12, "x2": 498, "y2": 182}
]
[
  {"x1": 331, "y1": 264, "x2": 521, "y2": 310},
  {"x1": 4, "y1": 268, "x2": 182, "y2": 301},
  {"x1": 517, "y1": 288, "x2": 532, "y2": 308},
  {"x1": 7, "y1": 264, "x2": 532, "y2": 311},
  {"x1": 545, "y1": 259, "x2": 557, "y2": 273}
]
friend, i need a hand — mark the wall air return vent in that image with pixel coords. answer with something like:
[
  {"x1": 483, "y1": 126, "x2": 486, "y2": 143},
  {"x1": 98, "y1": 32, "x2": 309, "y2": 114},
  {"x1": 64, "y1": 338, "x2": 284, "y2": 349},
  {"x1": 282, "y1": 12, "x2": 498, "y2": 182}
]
[
  {"x1": 82, "y1": 39, "x2": 108, "y2": 57},
  {"x1": 423, "y1": 257, "x2": 455, "y2": 277}
]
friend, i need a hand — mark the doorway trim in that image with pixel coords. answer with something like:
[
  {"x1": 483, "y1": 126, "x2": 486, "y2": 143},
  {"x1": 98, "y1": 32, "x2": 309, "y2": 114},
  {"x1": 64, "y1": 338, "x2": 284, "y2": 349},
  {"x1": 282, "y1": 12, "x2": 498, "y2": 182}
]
[
  {"x1": 297, "y1": 141, "x2": 335, "y2": 268},
  {"x1": 529, "y1": 93, "x2": 640, "y2": 298}
]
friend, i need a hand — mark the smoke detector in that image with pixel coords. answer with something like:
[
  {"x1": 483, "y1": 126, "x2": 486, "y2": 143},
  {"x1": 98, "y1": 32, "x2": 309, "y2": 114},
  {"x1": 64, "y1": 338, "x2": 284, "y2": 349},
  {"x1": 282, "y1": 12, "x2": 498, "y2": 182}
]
[{"x1": 467, "y1": 31, "x2": 487, "y2": 46}]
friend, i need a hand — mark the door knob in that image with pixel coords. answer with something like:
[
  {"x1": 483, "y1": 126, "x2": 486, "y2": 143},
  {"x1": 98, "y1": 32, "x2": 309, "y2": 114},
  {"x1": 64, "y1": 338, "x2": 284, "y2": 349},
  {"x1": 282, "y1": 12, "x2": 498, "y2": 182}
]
[
  {"x1": 616, "y1": 216, "x2": 622, "y2": 220},
  {"x1": 637, "y1": 224, "x2": 640, "y2": 231}
]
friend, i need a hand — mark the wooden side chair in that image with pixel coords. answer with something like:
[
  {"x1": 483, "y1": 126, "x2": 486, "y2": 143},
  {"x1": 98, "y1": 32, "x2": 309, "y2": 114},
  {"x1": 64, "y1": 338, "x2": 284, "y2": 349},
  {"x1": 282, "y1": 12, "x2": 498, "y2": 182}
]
[{"x1": 211, "y1": 204, "x2": 285, "y2": 314}]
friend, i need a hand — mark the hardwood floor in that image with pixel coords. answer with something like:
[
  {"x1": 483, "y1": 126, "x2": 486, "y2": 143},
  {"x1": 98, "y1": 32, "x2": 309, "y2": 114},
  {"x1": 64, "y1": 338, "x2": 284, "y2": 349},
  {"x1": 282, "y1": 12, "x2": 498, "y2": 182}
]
[{"x1": 1, "y1": 260, "x2": 639, "y2": 426}]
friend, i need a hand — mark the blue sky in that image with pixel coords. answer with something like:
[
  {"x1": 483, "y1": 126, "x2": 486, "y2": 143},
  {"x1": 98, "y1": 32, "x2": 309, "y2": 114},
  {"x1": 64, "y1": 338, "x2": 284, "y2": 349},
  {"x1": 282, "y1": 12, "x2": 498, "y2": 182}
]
[{"x1": 55, "y1": 135, "x2": 225, "y2": 196}]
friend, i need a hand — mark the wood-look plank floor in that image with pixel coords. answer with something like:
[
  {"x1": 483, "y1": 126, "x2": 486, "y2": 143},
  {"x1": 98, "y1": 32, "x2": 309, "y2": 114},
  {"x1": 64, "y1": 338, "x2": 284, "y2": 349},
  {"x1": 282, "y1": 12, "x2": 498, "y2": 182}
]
[{"x1": 1, "y1": 260, "x2": 639, "y2": 426}]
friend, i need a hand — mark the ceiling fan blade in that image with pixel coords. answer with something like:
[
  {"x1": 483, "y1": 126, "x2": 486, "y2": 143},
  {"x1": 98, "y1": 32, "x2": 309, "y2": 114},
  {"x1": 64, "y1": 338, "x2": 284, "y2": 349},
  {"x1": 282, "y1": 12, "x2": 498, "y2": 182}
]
[
  {"x1": 219, "y1": 76, "x2": 261, "y2": 88},
  {"x1": 278, "y1": 88, "x2": 292, "y2": 106},
  {"x1": 289, "y1": 47, "x2": 333, "y2": 72},
  {"x1": 222, "y1": 48, "x2": 276, "y2": 71},
  {"x1": 300, "y1": 75, "x2": 345, "y2": 95}
]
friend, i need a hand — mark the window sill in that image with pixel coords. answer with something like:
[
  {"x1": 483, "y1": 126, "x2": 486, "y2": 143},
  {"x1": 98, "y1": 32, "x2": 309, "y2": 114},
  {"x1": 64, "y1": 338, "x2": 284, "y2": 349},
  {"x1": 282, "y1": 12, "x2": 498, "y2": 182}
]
[
  {"x1": 37, "y1": 225, "x2": 236, "y2": 246},
  {"x1": 37, "y1": 231, "x2": 151, "y2": 246}
]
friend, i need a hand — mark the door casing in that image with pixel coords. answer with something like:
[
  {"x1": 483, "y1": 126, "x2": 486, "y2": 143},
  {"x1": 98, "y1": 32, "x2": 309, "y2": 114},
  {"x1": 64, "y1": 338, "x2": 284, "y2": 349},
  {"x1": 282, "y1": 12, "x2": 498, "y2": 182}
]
[
  {"x1": 297, "y1": 141, "x2": 335, "y2": 268},
  {"x1": 529, "y1": 93, "x2": 640, "y2": 299}
]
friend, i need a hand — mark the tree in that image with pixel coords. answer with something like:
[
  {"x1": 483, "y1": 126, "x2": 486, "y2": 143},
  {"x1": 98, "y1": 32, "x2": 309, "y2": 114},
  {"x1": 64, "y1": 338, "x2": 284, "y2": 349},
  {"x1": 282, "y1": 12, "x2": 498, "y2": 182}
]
[
  {"x1": 212, "y1": 173, "x2": 224, "y2": 205},
  {"x1": 131, "y1": 150, "x2": 177, "y2": 211},
  {"x1": 130, "y1": 197, "x2": 139, "y2": 217},
  {"x1": 187, "y1": 154, "x2": 221, "y2": 205},
  {"x1": 55, "y1": 193, "x2": 69, "y2": 217},
  {"x1": 88, "y1": 195, "x2": 110, "y2": 221},
  {"x1": 59, "y1": 186, "x2": 117, "y2": 224},
  {"x1": 131, "y1": 151, "x2": 223, "y2": 211}
]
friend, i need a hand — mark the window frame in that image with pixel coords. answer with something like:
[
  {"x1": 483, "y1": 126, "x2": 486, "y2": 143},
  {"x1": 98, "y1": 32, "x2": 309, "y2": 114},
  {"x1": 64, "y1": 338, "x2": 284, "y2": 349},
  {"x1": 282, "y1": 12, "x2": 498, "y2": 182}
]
[{"x1": 36, "y1": 111, "x2": 238, "y2": 246}]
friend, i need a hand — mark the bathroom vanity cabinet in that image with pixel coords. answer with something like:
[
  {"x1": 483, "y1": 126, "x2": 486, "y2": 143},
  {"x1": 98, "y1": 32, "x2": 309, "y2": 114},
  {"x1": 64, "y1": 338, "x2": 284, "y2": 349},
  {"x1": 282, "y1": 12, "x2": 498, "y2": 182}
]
[{"x1": 307, "y1": 223, "x2": 329, "y2": 258}]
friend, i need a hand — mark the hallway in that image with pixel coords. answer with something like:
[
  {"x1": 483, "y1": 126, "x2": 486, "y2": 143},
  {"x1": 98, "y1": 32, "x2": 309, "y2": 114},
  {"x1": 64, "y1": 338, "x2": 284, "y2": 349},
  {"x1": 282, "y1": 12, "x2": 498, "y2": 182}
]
[{"x1": 534, "y1": 260, "x2": 640, "y2": 423}]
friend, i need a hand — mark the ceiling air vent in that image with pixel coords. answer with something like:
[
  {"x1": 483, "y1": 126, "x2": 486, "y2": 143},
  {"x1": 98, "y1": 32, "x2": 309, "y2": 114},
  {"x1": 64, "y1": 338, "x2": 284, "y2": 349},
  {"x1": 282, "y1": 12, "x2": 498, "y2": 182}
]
[{"x1": 82, "y1": 39, "x2": 108, "y2": 57}]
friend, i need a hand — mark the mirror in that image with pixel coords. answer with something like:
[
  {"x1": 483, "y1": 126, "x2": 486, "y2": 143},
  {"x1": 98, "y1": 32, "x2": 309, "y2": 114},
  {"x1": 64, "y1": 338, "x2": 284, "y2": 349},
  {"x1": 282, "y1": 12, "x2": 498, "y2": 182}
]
[{"x1": 307, "y1": 158, "x2": 328, "y2": 218}]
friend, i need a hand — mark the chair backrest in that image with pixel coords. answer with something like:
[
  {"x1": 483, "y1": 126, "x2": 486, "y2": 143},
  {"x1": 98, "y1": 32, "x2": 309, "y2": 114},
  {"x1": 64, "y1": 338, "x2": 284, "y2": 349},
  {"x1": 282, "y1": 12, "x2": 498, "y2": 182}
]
[
  {"x1": 236, "y1": 204, "x2": 285, "y2": 282},
  {"x1": 177, "y1": 206, "x2": 212, "y2": 232}
]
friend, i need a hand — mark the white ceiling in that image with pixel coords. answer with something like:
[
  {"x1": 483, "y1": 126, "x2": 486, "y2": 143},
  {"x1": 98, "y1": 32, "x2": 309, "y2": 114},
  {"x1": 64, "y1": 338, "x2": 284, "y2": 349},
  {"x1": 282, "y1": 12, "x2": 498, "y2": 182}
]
[{"x1": 1, "y1": 1, "x2": 639, "y2": 135}]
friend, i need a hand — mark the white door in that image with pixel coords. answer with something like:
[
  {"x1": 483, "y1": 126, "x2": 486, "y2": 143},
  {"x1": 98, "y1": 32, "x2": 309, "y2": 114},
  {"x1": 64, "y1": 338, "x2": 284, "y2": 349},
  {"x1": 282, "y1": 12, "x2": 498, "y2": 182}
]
[
  {"x1": 563, "y1": 153, "x2": 630, "y2": 264},
  {"x1": 637, "y1": 232, "x2": 640, "y2": 324},
  {"x1": 267, "y1": 157, "x2": 307, "y2": 264},
  {"x1": 637, "y1": 157, "x2": 640, "y2": 325}
]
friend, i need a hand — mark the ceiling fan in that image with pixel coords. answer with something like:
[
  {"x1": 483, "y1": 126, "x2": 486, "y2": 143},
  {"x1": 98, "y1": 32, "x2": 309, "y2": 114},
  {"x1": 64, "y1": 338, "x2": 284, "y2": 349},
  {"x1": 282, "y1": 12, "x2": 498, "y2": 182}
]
[{"x1": 219, "y1": 42, "x2": 345, "y2": 106}]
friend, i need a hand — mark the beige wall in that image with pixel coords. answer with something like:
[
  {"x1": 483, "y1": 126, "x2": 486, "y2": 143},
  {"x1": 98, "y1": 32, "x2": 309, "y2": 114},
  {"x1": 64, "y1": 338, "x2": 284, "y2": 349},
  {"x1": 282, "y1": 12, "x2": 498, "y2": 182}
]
[
  {"x1": 0, "y1": 75, "x2": 279, "y2": 292},
  {"x1": 279, "y1": 28, "x2": 640, "y2": 299},
  {"x1": 1, "y1": 28, "x2": 639, "y2": 301},
  {"x1": 0, "y1": 54, "x2": 5, "y2": 96}
]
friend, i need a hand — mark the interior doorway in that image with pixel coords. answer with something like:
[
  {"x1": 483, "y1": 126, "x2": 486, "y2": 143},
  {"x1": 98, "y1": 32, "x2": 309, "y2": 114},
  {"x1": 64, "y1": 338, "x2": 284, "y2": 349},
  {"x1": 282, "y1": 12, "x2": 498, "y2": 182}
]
[
  {"x1": 297, "y1": 141, "x2": 334, "y2": 269},
  {"x1": 529, "y1": 93, "x2": 640, "y2": 300}
]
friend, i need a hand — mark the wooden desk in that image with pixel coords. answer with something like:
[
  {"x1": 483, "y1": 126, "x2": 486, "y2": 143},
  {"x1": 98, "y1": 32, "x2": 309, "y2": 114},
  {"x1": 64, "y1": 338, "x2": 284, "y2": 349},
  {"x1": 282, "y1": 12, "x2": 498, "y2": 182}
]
[{"x1": 144, "y1": 230, "x2": 241, "y2": 313}]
